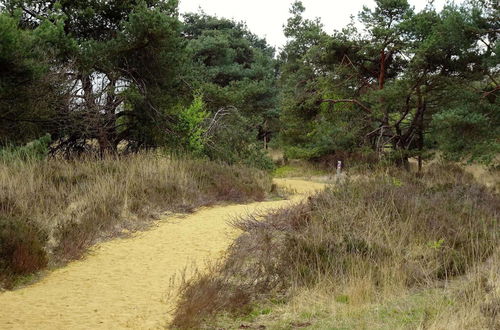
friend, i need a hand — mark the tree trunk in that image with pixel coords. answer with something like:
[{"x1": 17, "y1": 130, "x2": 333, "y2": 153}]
[
  {"x1": 379, "y1": 49, "x2": 386, "y2": 90},
  {"x1": 82, "y1": 74, "x2": 119, "y2": 156},
  {"x1": 263, "y1": 119, "x2": 268, "y2": 150},
  {"x1": 416, "y1": 87, "x2": 425, "y2": 174},
  {"x1": 378, "y1": 49, "x2": 389, "y2": 156}
]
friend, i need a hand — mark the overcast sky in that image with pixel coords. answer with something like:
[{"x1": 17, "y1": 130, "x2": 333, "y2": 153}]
[{"x1": 178, "y1": 0, "x2": 463, "y2": 50}]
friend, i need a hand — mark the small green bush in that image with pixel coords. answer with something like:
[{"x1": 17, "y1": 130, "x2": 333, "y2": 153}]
[
  {"x1": 176, "y1": 94, "x2": 209, "y2": 156},
  {"x1": 0, "y1": 134, "x2": 51, "y2": 163},
  {"x1": 203, "y1": 111, "x2": 275, "y2": 171}
]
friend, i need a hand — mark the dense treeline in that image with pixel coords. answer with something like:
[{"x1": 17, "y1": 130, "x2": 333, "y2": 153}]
[
  {"x1": 0, "y1": 0, "x2": 277, "y2": 168},
  {"x1": 0, "y1": 0, "x2": 498, "y2": 167},
  {"x1": 280, "y1": 0, "x2": 499, "y2": 166}
]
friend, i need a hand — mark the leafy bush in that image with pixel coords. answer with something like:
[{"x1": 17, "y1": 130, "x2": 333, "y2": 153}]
[
  {"x1": 0, "y1": 134, "x2": 51, "y2": 162},
  {"x1": 169, "y1": 96, "x2": 274, "y2": 171},
  {"x1": 176, "y1": 94, "x2": 209, "y2": 156},
  {"x1": 204, "y1": 111, "x2": 275, "y2": 171},
  {"x1": 431, "y1": 93, "x2": 500, "y2": 165}
]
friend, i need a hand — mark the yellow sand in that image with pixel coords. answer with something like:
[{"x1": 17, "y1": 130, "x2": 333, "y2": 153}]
[{"x1": 0, "y1": 178, "x2": 326, "y2": 330}]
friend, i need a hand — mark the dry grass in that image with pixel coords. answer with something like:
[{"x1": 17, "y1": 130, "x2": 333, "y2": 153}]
[
  {"x1": 171, "y1": 163, "x2": 499, "y2": 329},
  {"x1": 464, "y1": 163, "x2": 500, "y2": 193},
  {"x1": 209, "y1": 249, "x2": 499, "y2": 329},
  {"x1": 0, "y1": 153, "x2": 271, "y2": 289}
]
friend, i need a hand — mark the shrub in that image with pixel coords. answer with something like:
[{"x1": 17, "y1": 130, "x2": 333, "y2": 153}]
[
  {"x1": 175, "y1": 94, "x2": 209, "y2": 156},
  {"x1": 0, "y1": 217, "x2": 48, "y2": 286},
  {"x1": 171, "y1": 164, "x2": 499, "y2": 328},
  {"x1": 0, "y1": 154, "x2": 272, "y2": 287},
  {"x1": 0, "y1": 134, "x2": 51, "y2": 163},
  {"x1": 203, "y1": 111, "x2": 275, "y2": 171}
]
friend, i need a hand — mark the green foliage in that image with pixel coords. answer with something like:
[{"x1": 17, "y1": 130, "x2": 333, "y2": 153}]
[
  {"x1": 241, "y1": 145, "x2": 275, "y2": 171},
  {"x1": 278, "y1": 0, "x2": 499, "y2": 165},
  {"x1": 278, "y1": 2, "x2": 366, "y2": 159},
  {"x1": 0, "y1": 0, "x2": 497, "y2": 167},
  {"x1": 176, "y1": 94, "x2": 209, "y2": 155},
  {"x1": 183, "y1": 12, "x2": 278, "y2": 143},
  {"x1": 0, "y1": 13, "x2": 59, "y2": 145},
  {"x1": 0, "y1": 135, "x2": 51, "y2": 162},
  {"x1": 2, "y1": 0, "x2": 186, "y2": 153},
  {"x1": 431, "y1": 92, "x2": 500, "y2": 164},
  {"x1": 0, "y1": 3, "x2": 278, "y2": 162},
  {"x1": 204, "y1": 111, "x2": 275, "y2": 171}
]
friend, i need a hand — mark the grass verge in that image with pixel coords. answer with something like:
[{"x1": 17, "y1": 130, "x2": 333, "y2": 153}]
[{"x1": 0, "y1": 153, "x2": 272, "y2": 289}]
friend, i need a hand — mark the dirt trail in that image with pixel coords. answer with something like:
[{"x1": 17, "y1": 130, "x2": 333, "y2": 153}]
[{"x1": 0, "y1": 178, "x2": 326, "y2": 330}]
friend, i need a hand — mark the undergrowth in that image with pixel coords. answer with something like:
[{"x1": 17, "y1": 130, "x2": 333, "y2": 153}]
[
  {"x1": 171, "y1": 163, "x2": 499, "y2": 329},
  {"x1": 0, "y1": 153, "x2": 271, "y2": 289}
]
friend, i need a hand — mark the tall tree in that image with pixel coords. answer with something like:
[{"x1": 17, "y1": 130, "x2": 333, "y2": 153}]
[
  {"x1": 278, "y1": 1, "x2": 335, "y2": 159},
  {"x1": 3, "y1": 0, "x2": 185, "y2": 154},
  {"x1": 0, "y1": 13, "x2": 62, "y2": 145},
  {"x1": 278, "y1": 0, "x2": 499, "y2": 166},
  {"x1": 182, "y1": 12, "x2": 278, "y2": 149}
]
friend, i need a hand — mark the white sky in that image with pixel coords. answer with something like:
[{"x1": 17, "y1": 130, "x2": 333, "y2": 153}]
[{"x1": 179, "y1": 0, "x2": 463, "y2": 50}]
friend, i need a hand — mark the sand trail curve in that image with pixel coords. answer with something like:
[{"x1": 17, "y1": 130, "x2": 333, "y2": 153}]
[{"x1": 0, "y1": 178, "x2": 326, "y2": 330}]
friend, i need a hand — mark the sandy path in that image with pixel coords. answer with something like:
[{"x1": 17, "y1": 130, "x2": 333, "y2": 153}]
[{"x1": 0, "y1": 178, "x2": 326, "y2": 330}]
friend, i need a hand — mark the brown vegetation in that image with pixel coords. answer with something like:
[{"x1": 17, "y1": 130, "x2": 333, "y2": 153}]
[
  {"x1": 171, "y1": 163, "x2": 499, "y2": 329},
  {"x1": 0, "y1": 154, "x2": 271, "y2": 289}
]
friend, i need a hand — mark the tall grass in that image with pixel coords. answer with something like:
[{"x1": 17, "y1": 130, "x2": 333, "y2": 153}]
[
  {"x1": 0, "y1": 134, "x2": 51, "y2": 162},
  {"x1": 171, "y1": 163, "x2": 499, "y2": 328},
  {"x1": 0, "y1": 153, "x2": 271, "y2": 288}
]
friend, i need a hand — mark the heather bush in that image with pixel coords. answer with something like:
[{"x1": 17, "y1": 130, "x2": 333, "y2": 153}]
[
  {"x1": 0, "y1": 154, "x2": 272, "y2": 288},
  {"x1": 0, "y1": 217, "x2": 48, "y2": 287},
  {"x1": 172, "y1": 164, "x2": 499, "y2": 328}
]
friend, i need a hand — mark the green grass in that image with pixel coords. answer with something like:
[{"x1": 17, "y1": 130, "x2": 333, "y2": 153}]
[
  {"x1": 273, "y1": 163, "x2": 328, "y2": 178},
  {"x1": 205, "y1": 287, "x2": 464, "y2": 329}
]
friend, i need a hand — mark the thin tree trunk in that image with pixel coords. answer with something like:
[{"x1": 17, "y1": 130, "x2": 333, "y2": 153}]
[
  {"x1": 378, "y1": 49, "x2": 388, "y2": 156},
  {"x1": 263, "y1": 119, "x2": 268, "y2": 149},
  {"x1": 379, "y1": 49, "x2": 386, "y2": 90},
  {"x1": 416, "y1": 86, "x2": 425, "y2": 174}
]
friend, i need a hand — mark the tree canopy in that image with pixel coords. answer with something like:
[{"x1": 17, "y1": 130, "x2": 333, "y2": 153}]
[
  {"x1": 279, "y1": 0, "x2": 499, "y2": 166},
  {"x1": 0, "y1": 0, "x2": 498, "y2": 167}
]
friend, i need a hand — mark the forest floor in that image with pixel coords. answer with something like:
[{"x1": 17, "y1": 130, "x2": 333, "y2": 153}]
[{"x1": 0, "y1": 178, "x2": 327, "y2": 330}]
